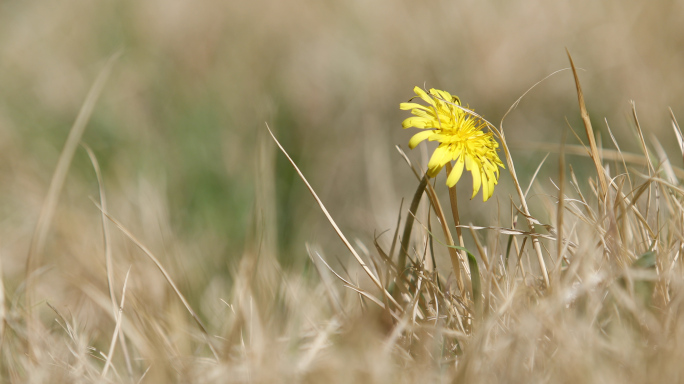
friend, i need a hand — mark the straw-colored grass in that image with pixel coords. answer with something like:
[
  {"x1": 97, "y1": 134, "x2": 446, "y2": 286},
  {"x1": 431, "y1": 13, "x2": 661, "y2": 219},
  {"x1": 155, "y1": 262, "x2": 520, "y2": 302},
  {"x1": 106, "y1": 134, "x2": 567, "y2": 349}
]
[
  {"x1": 3, "y1": 51, "x2": 684, "y2": 383},
  {"x1": 2, "y1": 1, "x2": 684, "y2": 383}
]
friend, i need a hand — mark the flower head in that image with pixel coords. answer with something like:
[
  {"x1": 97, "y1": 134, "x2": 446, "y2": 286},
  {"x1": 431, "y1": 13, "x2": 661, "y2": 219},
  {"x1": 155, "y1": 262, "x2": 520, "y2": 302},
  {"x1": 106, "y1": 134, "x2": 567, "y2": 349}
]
[{"x1": 401, "y1": 86, "x2": 505, "y2": 201}]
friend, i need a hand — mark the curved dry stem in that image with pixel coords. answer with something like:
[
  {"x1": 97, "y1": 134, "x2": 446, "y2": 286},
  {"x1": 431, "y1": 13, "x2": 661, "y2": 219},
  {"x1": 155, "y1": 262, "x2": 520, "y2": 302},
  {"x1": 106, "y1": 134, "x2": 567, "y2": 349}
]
[
  {"x1": 83, "y1": 144, "x2": 133, "y2": 377},
  {"x1": 101, "y1": 266, "x2": 131, "y2": 378},
  {"x1": 93, "y1": 201, "x2": 220, "y2": 362},
  {"x1": 24, "y1": 51, "x2": 121, "y2": 357},
  {"x1": 267, "y1": 124, "x2": 403, "y2": 311}
]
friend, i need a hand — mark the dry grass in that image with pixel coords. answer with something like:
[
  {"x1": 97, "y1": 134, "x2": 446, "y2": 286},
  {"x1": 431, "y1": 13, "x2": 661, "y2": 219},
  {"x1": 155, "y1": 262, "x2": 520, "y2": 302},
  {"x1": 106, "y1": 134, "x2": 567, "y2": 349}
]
[
  {"x1": 3, "y1": 57, "x2": 684, "y2": 383},
  {"x1": 2, "y1": 0, "x2": 684, "y2": 383}
]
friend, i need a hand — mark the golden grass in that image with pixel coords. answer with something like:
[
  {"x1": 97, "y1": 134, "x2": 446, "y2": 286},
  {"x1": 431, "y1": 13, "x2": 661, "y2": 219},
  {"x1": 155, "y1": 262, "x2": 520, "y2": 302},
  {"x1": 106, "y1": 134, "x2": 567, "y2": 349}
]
[
  {"x1": 3, "y1": 66, "x2": 684, "y2": 383},
  {"x1": 2, "y1": 2, "x2": 684, "y2": 382},
  {"x1": 10, "y1": 82, "x2": 684, "y2": 384}
]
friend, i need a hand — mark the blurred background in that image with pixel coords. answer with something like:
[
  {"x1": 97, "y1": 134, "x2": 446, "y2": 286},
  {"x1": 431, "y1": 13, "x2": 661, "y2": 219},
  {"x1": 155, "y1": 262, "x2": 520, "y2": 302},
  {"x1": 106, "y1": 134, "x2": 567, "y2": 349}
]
[{"x1": 0, "y1": 0, "x2": 683, "y2": 336}]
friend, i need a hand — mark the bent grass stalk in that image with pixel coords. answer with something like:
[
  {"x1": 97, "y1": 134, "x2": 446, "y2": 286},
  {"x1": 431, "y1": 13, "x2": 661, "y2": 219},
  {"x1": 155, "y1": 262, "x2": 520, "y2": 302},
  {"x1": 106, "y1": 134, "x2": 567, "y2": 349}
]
[
  {"x1": 266, "y1": 124, "x2": 404, "y2": 312},
  {"x1": 93, "y1": 202, "x2": 220, "y2": 361},
  {"x1": 83, "y1": 144, "x2": 134, "y2": 378},
  {"x1": 101, "y1": 266, "x2": 131, "y2": 378},
  {"x1": 24, "y1": 52, "x2": 120, "y2": 358}
]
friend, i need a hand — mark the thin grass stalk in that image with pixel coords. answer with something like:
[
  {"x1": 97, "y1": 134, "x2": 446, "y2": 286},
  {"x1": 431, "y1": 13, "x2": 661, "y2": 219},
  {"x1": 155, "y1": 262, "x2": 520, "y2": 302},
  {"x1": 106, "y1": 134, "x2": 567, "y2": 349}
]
[
  {"x1": 566, "y1": 49, "x2": 608, "y2": 202},
  {"x1": 508, "y1": 213, "x2": 526, "y2": 278},
  {"x1": 605, "y1": 118, "x2": 633, "y2": 188},
  {"x1": 24, "y1": 52, "x2": 120, "y2": 358},
  {"x1": 499, "y1": 136, "x2": 550, "y2": 287},
  {"x1": 469, "y1": 225, "x2": 489, "y2": 271},
  {"x1": 493, "y1": 70, "x2": 577, "y2": 289},
  {"x1": 554, "y1": 133, "x2": 566, "y2": 284},
  {"x1": 82, "y1": 144, "x2": 134, "y2": 378},
  {"x1": 670, "y1": 108, "x2": 684, "y2": 165},
  {"x1": 94, "y1": 202, "x2": 220, "y2": 361},
  {"x1": 101, "y1": 267, "x2": 131, "y2": 378},
  {"x1": 514, "y1": 143, "x2": 684, "y2": 179},
  {"x1": 268, "y1": 125, "x2": 403, "y2": 311},
  {"x1": 306, "y1": 245, "x2": 346, "y2": 317},
  {"x1": 632, "y1": 102, "x2": 655, "y2": 247}
]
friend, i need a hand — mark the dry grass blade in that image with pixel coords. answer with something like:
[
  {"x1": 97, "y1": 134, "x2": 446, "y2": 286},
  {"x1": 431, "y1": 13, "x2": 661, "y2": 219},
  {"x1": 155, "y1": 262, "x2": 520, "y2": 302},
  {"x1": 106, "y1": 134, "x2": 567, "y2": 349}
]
[
  {"x1": 652, "y1": 136, "x2": 678, "y2": 184},
  {"x1": 266, "y1": 124, "x2": 402, "y2": 310},
  {"x1": 296, "y1": 318, "x2": 339, "y2": 373},
  {"x1": 521, "y1": 142, "x2": 684, "y2": 182},
  {"x1": 306, "y1": 245, "x2": 345, "y2": 316},
  {"x1": 493, "y1": 70, "x2": 574, "y2": 289},
  {"x1": 458, "y1": 225, "x2": 571, "y2": 244},
  {"x1": 631, "y1": 101, "x2": 655, "y2": 174},
  {"x1": 630, "y1": 101, "x2": 657, "y2": 238},
  {"x1": 567, "y1": 49, "x2": 608, "y2": 201},
  {"x1": 670, "y1": 108, "x2": 684, "y2": 164},
  {"x1": 25, "y1": 52, "x2": 121, "y2": 343},
  {"x1": 343, "y1": 285, "x2": 395, "y2": 316},
  {"x1": 137, "y1": 366, "x2": 151, "y2": 384},
  {"x1": 525, "y1": 153, "x2": 550, "y2": 199},
  {"x1": 604, "y1": 118, "x2": 633, "y2": 187},
  {"x1": 468, "y1": 225, "x2": 489, "y2": 271},
  {"x1": 555, "y1": 132, "x2": 566, "y2": 283},
  {"x1": 101, "y1": 266, "x2": 131, "y2": 378},
  {"x1": 612, "y1": 182, "x2": 656, "y2": 240},
  {"x1": 311, "y1": 232, "x2": 403, "y2": 320},
  {"x1": 82, "y1": 145, "x2": 117, "y2": 317},
  {"x1": 632, "y1": 172, "x2": 684, "y2": 197},
  {"x1": 93, "y1": 201, "x2": 220, "y2": 361},
  {"x1": 83, "y1": 144, "x2": 134, "y2": 377},
  {"x1": 26, "y1": 52, "x2": 120, "y2": 270}
]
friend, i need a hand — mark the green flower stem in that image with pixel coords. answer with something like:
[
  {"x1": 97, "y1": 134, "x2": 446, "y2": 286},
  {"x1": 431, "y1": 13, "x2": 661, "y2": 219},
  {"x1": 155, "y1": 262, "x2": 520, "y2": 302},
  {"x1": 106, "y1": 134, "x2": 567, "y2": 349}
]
[{"x1": 397, "y1": 173, "x2": 429, "y2": 278}]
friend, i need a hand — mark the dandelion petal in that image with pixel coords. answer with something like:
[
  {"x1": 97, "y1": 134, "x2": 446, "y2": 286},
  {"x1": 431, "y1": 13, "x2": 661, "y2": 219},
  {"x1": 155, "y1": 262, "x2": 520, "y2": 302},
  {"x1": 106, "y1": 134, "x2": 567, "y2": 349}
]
[
  {"x1": 467, "y1": 156, "x2": 482, "y2": 199},
  {"x1": 409, "y1": 130, "x2": 434, "y2": 149},
  {"x1": 446, "y1": 154, "x2": 465, "y2": 187}
]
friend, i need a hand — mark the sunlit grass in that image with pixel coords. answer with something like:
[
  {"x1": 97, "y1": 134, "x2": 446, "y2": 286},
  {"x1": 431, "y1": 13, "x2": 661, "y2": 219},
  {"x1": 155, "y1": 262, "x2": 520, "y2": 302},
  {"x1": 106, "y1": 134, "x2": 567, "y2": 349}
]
[
  {"x1": 2, "y1": 1, "x2": 684, "y2": 382},
  {"x1": 3, "y1": 49, "x2": 684, "y2": 383}
]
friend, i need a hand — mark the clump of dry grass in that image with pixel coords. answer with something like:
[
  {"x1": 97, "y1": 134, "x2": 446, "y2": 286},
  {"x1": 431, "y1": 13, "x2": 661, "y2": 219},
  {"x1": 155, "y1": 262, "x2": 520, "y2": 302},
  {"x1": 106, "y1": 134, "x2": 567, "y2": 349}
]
[{"x1": 3, "y1": 53, "x2": 684, "y2": 383}]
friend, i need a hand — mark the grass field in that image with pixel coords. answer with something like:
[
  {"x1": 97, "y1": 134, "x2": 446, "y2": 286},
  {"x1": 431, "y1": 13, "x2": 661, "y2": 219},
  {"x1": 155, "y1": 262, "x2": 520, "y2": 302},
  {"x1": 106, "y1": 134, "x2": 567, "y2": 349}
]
[{"x1": 1, "y1": 0, "x2": 684, "y2": 382}]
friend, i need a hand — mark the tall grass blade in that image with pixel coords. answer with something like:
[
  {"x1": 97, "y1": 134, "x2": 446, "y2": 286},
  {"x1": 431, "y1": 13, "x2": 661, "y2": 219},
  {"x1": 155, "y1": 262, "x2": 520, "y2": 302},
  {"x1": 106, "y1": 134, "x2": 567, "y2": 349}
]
[
  {"x1": 93, "y1": 202, "x2": 220, "y2": 361},
  {"x1": 24, "y1": 51, "x2": 121, "y2": 357},
  {"x1": 266, "y1": 124, "x2": 402, "y2": 310},
  {"x1": 567, "y1": 49, "x2": 608, "y2": 201},
  {"x1": 101, "y1": 266, "x2": 131, "y2": 378}
]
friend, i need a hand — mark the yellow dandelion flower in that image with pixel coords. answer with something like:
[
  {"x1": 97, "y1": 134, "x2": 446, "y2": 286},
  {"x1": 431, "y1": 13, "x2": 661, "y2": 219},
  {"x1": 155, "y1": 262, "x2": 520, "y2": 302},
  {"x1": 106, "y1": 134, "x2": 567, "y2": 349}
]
[{"x1": 401, "y1": 86, "x2": 505, "y2": 201}]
